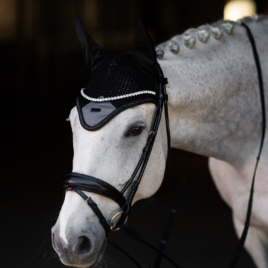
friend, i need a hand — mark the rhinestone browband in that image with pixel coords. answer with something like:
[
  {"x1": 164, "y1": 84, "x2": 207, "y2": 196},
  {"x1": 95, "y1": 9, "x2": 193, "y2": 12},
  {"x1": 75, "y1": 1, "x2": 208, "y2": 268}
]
[{"x1": 81, "y1": 88, "x2": 156, "y2": 102}]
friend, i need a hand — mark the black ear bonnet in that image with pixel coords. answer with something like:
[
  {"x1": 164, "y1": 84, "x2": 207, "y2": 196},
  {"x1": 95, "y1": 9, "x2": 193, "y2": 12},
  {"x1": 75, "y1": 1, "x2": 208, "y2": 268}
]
[{"x1": 75, "y1": 15, "x2": 159, "y2": 131}]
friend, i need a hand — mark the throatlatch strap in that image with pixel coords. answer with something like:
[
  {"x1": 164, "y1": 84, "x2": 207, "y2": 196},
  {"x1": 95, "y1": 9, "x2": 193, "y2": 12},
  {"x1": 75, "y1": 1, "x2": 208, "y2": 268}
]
[{"x1": 229, "y1": 22, "x2": 266, "y2": 268}]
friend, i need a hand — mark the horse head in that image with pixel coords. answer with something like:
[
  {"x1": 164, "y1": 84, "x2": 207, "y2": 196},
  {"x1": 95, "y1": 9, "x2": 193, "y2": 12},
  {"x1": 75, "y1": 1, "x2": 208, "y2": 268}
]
[{"x1": 52, "y1": 16, "x2": 168, "y2": 267}]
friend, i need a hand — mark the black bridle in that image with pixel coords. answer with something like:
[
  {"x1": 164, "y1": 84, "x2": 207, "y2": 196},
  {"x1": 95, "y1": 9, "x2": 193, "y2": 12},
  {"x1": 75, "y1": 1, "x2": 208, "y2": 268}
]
[
  {"x1": 63, "y1": 62, "x2": 171, "y2": 236},
  {"x1": 62, "y1": 22, "x2": 266, "y2": 268}
]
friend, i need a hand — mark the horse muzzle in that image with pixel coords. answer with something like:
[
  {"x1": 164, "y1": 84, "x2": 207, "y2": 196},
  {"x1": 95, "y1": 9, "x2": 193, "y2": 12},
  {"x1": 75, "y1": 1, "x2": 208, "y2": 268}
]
[{"x1": 51, "y1": 226, "x2": 106, "y2": 267}]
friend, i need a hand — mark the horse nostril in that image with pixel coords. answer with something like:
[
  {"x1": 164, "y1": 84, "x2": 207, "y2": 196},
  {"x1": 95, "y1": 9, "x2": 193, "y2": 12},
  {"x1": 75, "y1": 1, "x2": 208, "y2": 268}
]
[
  {"x1": 52, "y1": 232, "x2": 54, "y2": 244},
  {"x1": 76, "y1": 236, "x2": 91, "y2": 255},
  {"x1": 51, "y1": 231, "x2": 57, "y2": 250}
]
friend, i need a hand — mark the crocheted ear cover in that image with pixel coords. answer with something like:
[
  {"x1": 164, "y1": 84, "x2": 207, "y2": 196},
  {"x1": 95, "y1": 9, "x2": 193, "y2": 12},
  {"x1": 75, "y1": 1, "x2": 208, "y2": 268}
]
[
  {"x1": 77, "y1": 53, "x2": 157, "y2": 130},
  {"x1": 75, "y1": 16, "x2": 158, "y2": 131}
]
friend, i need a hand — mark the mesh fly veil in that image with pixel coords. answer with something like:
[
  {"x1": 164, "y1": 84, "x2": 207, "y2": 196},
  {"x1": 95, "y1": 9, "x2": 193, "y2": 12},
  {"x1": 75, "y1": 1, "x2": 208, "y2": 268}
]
[{"x1": 75, "y1": 16, "x2": 159, "y2": 131}]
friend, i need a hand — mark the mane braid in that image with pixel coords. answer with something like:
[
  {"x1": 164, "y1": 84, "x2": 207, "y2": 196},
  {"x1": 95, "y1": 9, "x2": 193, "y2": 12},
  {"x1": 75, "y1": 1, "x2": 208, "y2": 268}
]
[{"x1": 155, "y1": 14, "x2": 268, "y2": 60}]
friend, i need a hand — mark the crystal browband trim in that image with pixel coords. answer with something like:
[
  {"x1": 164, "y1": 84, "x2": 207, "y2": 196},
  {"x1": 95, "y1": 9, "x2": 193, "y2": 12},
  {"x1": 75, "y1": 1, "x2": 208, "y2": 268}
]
[{"x1": 81, "y1": 88, "x2": 156, "y2": 102}]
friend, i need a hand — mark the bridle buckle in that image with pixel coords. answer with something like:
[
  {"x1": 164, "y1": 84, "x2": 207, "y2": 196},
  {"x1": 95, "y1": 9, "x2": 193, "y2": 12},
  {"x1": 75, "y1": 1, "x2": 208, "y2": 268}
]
[
  {"x1": 110, "y1": 211, "x2": 128, "y2": 231},
  {"x1": 159, "y1": 93, "x2": 168, "y2": 101}
]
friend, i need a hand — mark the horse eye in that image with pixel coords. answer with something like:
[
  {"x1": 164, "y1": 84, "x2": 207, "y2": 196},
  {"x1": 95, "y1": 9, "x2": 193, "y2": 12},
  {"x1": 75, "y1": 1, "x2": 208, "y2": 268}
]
[{"x1": 128, "y1": 125, "x2": 144, "y2": 136}]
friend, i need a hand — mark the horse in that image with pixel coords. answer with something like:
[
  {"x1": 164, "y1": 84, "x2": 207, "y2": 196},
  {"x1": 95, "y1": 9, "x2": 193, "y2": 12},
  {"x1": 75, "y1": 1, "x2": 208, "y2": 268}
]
[{"x1": 52, "y1": 15, "x2": 268, "y2": 268}]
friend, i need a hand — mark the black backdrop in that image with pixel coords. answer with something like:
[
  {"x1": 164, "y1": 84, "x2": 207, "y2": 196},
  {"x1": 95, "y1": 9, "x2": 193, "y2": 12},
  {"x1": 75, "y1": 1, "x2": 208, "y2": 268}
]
[{"x1": 1, "y1": 1, "x2": 268, "y2": 267}]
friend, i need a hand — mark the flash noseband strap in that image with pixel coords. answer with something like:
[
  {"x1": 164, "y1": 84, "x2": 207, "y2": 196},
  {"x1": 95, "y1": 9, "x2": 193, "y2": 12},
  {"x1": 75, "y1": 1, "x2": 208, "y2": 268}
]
[{"x1": 66, "y1": 186, "x2": 112, "y2": 234}]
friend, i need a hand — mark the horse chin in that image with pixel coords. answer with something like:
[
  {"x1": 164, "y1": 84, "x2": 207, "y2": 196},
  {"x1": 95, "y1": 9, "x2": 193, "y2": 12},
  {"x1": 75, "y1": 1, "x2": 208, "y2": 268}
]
[
  {"x1": 87, "y1": 239, "x2": 107, "y2": 268},
  {"x1": 58, "y1": 239, "x2": 107, "y2": 268}
]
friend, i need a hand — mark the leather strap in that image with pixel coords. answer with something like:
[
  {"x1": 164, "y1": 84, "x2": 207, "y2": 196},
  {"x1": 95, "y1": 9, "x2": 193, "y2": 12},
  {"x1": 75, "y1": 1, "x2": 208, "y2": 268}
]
[
  {"x1": 64, "y1": 172, "x2": 126, "y2": 208},
  {"x1": 108, "y1": 239, "x2": 143, "y2": 268},
  {"x1": 121, "y1": 224, "x2": 181, "y2": 268},
  {"x1": 121, "y1": 64, "x2": 169, "y2": 217},
  {"x1": 68, "y1": 186, "x2": 111, "y2": 235},
  {"x1": 154, "y1": 154, "x2": 192, "y2": 268},
  {"x1": 229, "y1": 22, "x2": 266, "y2": 268}
]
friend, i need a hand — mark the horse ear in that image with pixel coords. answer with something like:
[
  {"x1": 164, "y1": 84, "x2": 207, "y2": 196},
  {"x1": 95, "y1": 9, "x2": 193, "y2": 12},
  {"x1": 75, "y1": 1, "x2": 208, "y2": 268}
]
[
  {"x1": 74, "y1": 15, "x2": 106, "y2": 72},
  {"x1": 132, "y1": 20, "x2": 157, "y2": 76}
]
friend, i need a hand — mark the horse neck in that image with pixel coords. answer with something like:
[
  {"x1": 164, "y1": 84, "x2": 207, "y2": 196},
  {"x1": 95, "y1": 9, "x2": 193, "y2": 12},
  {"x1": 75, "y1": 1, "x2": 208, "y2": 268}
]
[{"x1": 158, "y1": 17, "x2": 268, "y2": 167}]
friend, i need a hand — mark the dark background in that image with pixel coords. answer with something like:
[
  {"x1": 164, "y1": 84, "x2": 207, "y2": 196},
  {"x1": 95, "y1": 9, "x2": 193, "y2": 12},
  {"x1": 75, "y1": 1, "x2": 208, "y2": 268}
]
[{"x1": 1, "y1": 0, "x2": 268, "y2": 267}]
